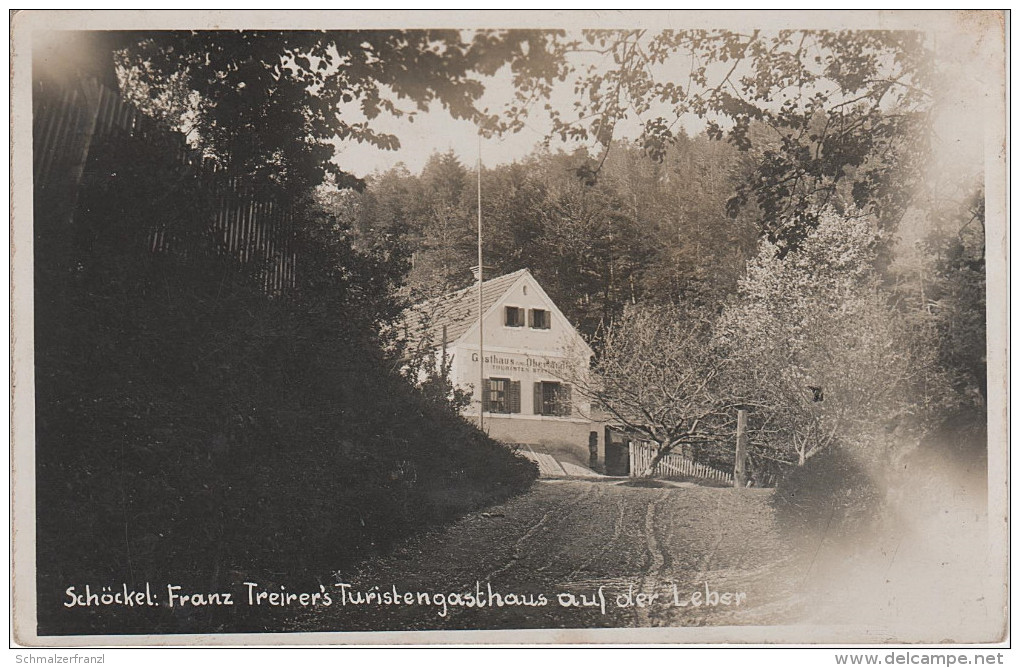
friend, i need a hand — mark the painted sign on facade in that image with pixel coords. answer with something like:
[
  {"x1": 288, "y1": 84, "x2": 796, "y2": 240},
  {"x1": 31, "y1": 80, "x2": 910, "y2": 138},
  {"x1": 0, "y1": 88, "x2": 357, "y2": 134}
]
[{"x1": 470, "y1": 351, "x2": 575, "y2": 377}]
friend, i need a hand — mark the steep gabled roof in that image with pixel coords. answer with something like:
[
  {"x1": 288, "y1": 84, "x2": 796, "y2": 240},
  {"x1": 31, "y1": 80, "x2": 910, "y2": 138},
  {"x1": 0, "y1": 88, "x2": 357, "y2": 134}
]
[{"x1": 404, "y1": 269, "x2": 530, "y2": 347}]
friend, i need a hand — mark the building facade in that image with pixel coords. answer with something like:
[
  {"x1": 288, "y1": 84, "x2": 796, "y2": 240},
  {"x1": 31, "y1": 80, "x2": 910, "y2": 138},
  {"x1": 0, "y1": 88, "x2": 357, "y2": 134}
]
[{"x1": 409, "y1": 269, "x2": 600, "y2": 468}]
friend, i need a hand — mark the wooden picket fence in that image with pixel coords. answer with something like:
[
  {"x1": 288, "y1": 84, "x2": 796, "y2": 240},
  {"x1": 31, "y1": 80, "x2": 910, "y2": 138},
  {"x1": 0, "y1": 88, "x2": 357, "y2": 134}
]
[
  {"x1": 629, "y1": 440, "x2": 734, "y2": 484},
  {"x1": 33, "y1": 78, "x2": 296, "y2": 293}
]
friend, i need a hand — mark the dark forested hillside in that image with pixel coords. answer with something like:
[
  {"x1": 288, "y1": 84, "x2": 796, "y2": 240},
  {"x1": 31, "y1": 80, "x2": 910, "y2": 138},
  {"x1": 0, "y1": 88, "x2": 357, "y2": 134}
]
[
  {"x1": 331, "y1": 136, "x2": 761, "y2": 340},
  {"x1": 32, "y1": 31, "x2": 540, "y2": 636}
]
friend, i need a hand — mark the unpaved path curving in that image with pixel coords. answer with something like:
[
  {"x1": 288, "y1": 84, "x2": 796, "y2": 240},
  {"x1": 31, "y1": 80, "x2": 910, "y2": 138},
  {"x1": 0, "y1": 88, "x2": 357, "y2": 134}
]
[{"x1": 288, "y1": 479, "x2": 803, "y2": 632}]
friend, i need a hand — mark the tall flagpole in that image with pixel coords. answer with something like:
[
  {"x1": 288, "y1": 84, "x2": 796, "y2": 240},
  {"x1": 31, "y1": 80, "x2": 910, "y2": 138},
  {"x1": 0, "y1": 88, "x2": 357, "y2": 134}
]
[{"x1": 477, "y1": 129, "x2": 484, "y2": 431}]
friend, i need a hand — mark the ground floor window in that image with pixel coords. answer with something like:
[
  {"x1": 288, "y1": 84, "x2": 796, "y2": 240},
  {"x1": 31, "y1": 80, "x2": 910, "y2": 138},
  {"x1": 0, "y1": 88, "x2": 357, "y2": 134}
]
[
  {"x1": 534, "y1": 381, "x2": 572, "y2": 416},
  {"x1": 483, "y1": 377, "x2": 520, "y2": 413}
]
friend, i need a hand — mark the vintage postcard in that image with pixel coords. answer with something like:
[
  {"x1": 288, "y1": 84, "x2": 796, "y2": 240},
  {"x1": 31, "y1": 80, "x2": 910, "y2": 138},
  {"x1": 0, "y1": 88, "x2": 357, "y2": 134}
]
[{"x1": 10, "y1": 10, "x2": 1009, "y2": 647}]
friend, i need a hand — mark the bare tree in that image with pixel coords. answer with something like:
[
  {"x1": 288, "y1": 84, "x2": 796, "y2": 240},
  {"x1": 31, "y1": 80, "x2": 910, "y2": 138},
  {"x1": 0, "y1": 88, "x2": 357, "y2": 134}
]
[{"x1": 565, "y1": 304, "x2": 736, "y2": 477}]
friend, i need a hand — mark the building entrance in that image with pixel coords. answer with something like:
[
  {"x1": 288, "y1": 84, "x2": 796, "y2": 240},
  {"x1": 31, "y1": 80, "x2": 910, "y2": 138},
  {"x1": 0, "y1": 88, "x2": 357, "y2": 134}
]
[{"x1": 604, "y1": 426, "x2": 631, "y2": 476}]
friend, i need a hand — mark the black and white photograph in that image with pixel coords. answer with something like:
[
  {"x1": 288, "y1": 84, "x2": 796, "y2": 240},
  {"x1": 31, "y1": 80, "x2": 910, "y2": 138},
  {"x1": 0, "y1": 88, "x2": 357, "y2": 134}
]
[{"x1": 10, "y1": 10, "x2": 1008, "y2": 648}]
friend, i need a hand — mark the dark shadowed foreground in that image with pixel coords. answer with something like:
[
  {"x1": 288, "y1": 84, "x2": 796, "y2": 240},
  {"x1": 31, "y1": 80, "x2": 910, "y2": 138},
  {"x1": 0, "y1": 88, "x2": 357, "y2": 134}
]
[{"x1": 286, "y1": 479, "x2": 801, "y2": 632}]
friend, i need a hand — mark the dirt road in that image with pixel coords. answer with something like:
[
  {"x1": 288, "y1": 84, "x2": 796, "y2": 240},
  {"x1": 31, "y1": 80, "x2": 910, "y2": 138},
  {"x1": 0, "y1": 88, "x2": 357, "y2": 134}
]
[{"x1": 291, "y1": 479, "x2": 802, "y2": 631}]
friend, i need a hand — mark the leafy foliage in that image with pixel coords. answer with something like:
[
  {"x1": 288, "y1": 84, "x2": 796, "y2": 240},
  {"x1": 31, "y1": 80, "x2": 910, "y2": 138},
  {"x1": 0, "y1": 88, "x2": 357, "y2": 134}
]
[
  {"x1": 716, "y1": 209, "x2": 953, "y2": 473},
  {"x1": 112, "y1": 30, "x2": 559, "y2": 194},
  {"x1": 916, "y1": 186, "x2": 987, "y2": 404},
  {"x1": 111, "y1": 28, "x2": 937, "y2": 260},
  {"x1": 509, "y1": 29, "x2": 934, "y2": 255}
]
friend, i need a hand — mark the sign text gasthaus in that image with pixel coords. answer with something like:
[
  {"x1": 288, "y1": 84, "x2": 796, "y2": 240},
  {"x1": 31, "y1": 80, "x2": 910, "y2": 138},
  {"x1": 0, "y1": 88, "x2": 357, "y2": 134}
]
[{"x1": 470, "y1": 352, "x2": 575, "y2": 375}]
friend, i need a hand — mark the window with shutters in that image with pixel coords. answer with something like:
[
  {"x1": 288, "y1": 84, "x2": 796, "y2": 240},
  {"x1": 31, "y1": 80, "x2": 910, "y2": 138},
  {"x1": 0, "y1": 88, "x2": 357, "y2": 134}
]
[
  {"x1": 483, "y1": 377, "x2": 520, "y2": 414},
  {"x1": 532, "y1": 381, "x2": 572, "y2": 416},
  {"x1": 504, "y1": 306, "x2": 525, "y2": 327},
  {"x1": 508, "y1": 379, "x2": 521, "y2": 413},
  {"x1": 529, "y1": 308, "x2": 550, "y2": 329}
]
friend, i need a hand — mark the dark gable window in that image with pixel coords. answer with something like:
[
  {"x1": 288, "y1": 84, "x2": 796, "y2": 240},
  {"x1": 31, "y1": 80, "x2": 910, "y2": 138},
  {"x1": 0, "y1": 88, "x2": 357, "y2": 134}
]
[
  {"x1": 482, "y1": 378, "x2": 520, "y2": 414},
  {"x1": 529, "y1": 308, "x2": 550, "y2": 329},
  {"x1": 533, "y1": 381, "x2": 572, "y2": 416},
  {"x1": 504, "y1": 306, "x2": 525, "y2": 327}
]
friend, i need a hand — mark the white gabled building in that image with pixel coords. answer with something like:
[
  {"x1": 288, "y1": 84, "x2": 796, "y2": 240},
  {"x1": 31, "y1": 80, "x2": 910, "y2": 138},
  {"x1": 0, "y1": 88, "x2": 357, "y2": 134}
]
[{"x1": 406, "y1": 269, "x2": 602, "y2": 467}]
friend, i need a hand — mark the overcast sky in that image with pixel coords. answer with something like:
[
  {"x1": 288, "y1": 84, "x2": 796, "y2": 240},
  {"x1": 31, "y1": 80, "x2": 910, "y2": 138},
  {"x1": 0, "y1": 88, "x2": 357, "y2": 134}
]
[{"x1": 328, "y1": 79, "x2": 566, "y2": 177}]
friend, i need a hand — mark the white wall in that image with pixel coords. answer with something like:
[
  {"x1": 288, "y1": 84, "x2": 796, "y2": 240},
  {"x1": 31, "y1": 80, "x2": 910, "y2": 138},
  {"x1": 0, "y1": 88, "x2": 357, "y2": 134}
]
[{"x1": 450, "y1": 275, "x2": 592, "y2": 420}]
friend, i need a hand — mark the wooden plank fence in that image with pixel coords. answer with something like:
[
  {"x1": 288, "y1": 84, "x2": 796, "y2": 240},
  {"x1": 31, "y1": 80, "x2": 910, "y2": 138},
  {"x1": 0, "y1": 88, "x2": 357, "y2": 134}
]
[
  {"x1": 629, "y1": 440, "x2": 734, "y2": 483},
  {"x1": 33, "y1": 78, "x2": 297, "y2": 293}
]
